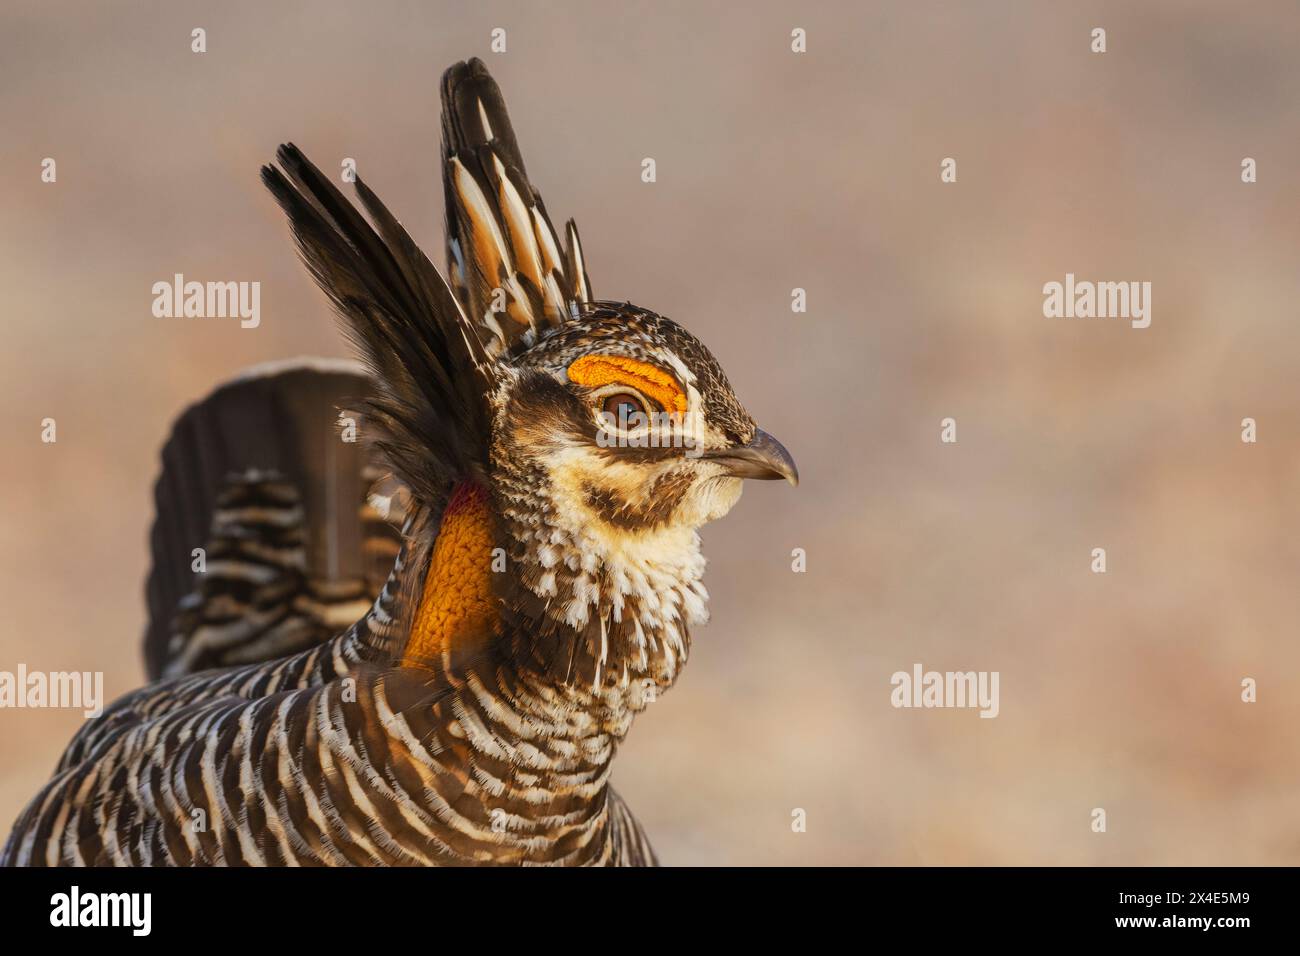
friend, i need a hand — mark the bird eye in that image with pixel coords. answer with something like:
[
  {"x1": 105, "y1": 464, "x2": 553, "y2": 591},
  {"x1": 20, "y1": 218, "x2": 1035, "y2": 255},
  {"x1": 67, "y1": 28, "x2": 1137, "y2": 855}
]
[{"x1": 601, "y1": 392, "x2": 647, "y2": 423}]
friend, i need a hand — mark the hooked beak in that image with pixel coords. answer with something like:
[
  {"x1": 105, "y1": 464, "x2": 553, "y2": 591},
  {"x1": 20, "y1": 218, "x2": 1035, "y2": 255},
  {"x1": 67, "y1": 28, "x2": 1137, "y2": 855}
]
[{"x1": 703, "y1": 428, "x2": 799, "y2": 486}]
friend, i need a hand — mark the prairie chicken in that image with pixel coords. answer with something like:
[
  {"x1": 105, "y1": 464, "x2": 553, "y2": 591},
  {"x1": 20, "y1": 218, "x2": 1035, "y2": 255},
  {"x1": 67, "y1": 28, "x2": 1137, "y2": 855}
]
[{"x1": 2, "y1": 58, "x2": 797, "y2": 867}]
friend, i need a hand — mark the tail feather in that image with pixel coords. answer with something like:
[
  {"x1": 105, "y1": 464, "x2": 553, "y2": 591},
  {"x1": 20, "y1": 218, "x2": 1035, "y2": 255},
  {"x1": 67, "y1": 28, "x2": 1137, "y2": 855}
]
[{"x1": 144, "y1": 360, "x2": 400, "y2": 679}]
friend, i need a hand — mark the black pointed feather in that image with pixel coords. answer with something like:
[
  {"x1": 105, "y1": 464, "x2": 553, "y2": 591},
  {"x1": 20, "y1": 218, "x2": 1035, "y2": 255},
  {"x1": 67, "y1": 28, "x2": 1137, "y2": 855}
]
[
  {"x1": 564, "y1": 218, "x2": 593, "y2": 305},
  {"x1": 261, "y1": 151, "x2": 494, "y2": 506}
]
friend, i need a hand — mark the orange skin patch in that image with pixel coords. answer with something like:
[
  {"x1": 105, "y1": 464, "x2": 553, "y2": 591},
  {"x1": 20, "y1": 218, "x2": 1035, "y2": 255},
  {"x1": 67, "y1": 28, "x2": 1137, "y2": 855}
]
[
  {"x1": 566, "y1": 355, "x2": 688, "y2": 414},
  {"x1": 401, "y1": 482, "x2": 498, "y2": 669}
]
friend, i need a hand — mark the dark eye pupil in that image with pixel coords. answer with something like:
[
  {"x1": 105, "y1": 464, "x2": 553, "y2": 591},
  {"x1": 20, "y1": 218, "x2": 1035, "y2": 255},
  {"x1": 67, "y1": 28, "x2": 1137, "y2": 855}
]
[{"x1": 602, "y1": 393, "x2": 644, "y2": 420}]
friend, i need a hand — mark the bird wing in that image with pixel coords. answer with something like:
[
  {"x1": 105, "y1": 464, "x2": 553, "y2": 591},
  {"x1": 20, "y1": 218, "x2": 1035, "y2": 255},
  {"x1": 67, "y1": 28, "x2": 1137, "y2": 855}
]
[{"x1": 441, "y1": 57, "x2": 592, "y2": 358}]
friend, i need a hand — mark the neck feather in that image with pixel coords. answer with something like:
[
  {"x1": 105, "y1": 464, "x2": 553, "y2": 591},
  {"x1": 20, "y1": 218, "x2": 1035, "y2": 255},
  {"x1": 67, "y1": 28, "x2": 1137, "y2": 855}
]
[
  {"x1": 493, "y1": 463, "x2": 709, "y2": 698},
  {"x1": 394, "y1": 472, "x2": 709, "y2": 717}
]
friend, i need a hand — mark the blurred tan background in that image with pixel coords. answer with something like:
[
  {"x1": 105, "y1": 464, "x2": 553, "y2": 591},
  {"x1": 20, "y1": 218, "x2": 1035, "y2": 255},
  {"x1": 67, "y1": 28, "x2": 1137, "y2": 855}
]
[{"x1": 3, "y1": 0, "x2": 1299, "y2": 865}]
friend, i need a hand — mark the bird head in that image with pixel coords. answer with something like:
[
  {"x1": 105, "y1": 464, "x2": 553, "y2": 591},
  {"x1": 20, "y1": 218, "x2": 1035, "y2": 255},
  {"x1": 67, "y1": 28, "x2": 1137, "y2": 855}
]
[{"x1": 494, "y1": 303, "x2": 796, "y2": 537}]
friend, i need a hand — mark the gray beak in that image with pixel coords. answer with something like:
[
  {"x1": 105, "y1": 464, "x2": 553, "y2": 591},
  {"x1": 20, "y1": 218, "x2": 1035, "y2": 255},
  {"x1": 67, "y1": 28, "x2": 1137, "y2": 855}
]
[{"x1": 703, "y1": 428, "x2": 799, "y2": 486}]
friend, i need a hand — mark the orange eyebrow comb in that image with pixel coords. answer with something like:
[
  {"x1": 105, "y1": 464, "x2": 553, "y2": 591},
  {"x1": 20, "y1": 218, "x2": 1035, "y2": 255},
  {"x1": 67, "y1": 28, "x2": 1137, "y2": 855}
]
[{"x1": 566, "y1": 355, "x2": 688, "y2": 413}]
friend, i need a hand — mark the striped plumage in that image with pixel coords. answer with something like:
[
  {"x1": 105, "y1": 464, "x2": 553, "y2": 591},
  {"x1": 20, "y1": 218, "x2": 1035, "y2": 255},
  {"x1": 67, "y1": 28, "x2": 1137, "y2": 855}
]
[
  {"x1": 2, "y1": 58, "x2": 795, "y2": 867},
  {"x1": 10, "y1": 541, "x2": 654, "y2": 865}
]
